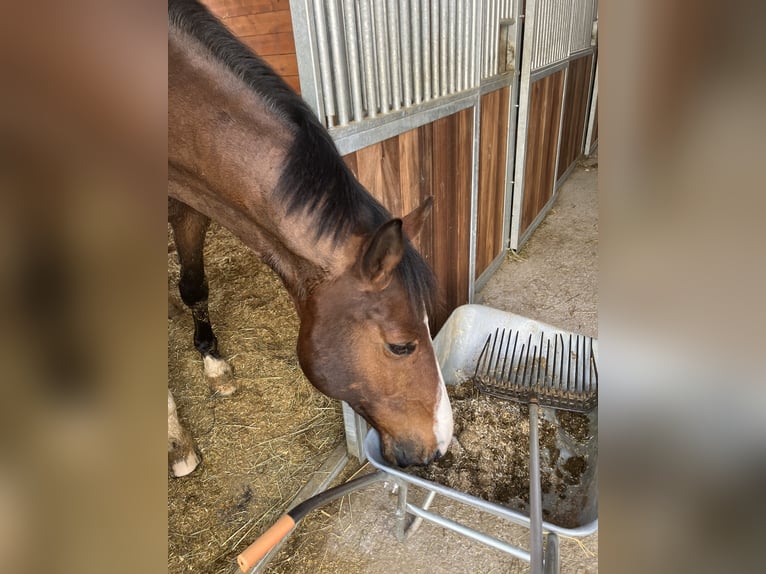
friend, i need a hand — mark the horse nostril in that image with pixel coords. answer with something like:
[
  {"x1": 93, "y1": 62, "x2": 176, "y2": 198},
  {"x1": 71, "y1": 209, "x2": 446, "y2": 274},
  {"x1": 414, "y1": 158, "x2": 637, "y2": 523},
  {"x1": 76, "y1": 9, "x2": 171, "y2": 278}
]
[{"x1": 392, "y1": 442, "x2": 440, "y2": 467}]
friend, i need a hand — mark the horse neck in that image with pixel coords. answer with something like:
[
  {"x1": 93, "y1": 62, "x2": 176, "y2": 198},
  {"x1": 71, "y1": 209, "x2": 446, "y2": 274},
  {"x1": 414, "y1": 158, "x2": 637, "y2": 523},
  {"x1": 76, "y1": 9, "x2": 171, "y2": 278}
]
[{"x1": 169, "y1": 32, "x2": 361, "y2": 309}]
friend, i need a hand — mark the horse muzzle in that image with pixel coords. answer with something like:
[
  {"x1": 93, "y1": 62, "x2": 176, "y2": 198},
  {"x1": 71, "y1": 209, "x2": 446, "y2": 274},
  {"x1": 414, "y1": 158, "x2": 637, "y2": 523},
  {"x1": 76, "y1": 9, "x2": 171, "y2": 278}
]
[{"x1": 382, "y1": 436, "x2": 441, "y2": 467}]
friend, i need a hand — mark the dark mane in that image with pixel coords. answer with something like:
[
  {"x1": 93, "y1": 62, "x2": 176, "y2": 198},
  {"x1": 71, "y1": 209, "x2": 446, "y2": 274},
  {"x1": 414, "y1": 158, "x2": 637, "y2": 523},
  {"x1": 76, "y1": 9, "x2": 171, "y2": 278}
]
[{"x1": 168, "y1": 0, "x2": 437, "y2": 316}]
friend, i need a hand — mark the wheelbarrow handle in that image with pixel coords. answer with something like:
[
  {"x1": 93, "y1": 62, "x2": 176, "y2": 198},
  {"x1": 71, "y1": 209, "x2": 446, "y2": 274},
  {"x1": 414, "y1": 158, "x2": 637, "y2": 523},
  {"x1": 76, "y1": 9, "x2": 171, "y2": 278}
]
[
  {"x1": 236, "y1": 470, "x2": 388, "y2": 572},
  {"x1": 237, "y1": 514, "x2": 295, "y2": 572}
]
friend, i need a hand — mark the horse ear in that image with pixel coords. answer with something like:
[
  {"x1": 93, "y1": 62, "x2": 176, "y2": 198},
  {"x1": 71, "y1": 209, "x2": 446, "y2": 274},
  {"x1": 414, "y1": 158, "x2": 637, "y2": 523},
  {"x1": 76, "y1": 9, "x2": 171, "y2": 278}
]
[
  {"x1": 401, "y1": 196, "x2": 433, "y2": 240},
  {"x1": 361, "y1": 219, "x2": 405, "y2": 290}
]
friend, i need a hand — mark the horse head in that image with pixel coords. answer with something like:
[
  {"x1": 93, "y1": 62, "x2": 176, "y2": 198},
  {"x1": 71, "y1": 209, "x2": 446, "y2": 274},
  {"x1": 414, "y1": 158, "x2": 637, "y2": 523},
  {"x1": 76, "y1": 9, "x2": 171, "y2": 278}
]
[{"x1": 297, "y1": 199, "x2": 453, "y2": 467}]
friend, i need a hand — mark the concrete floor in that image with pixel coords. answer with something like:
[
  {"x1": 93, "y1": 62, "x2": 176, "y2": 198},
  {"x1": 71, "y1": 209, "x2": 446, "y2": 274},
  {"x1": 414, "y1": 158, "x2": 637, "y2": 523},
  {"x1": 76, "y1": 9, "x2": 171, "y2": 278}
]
[{"x1": 262, "y1": 154, "x2": 598, "y2": 574}]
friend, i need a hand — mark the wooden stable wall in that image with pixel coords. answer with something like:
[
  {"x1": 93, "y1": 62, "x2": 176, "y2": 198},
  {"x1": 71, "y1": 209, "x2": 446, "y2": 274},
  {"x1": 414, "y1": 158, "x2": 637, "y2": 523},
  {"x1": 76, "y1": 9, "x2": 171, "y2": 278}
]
[
  {"x1": 520, "y1": 70, "x2": 565, "y2": 237},
  {"x1": 204, "y1": 0, "x2": 300, "y2": 93},
  {"x1": 475, "y1": 87, "x2": 511, "y2": 280},
  {"x1": 557, "y1": 53, "x2": 594, "y2": 179},
  {"x1": 343, "y1": 109, "x2": 473, "y2": 333}
]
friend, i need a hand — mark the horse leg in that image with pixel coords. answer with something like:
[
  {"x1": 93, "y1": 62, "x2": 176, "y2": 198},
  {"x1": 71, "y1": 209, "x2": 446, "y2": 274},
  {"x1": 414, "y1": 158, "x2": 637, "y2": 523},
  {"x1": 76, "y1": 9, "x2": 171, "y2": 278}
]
[
  {"x1": 169, "y1": 198, "x2": 236, "y2": 395},
  {"x1": 168, "y1": 389, "x2": 200, "y2": 477}
]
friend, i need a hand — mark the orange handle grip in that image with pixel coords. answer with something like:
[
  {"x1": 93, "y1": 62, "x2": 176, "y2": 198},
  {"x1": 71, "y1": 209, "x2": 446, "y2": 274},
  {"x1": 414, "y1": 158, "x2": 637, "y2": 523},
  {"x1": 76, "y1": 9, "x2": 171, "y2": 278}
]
[{"x1": 237, "y1": 514, "x2": 295, "y2": 572}]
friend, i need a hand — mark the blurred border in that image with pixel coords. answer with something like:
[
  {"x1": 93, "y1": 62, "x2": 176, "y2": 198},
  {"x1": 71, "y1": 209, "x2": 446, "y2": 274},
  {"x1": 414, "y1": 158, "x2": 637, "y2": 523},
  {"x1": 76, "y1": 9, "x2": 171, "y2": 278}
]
[
  {"x1": 1, "y1": 2, "x2": 167, "y2": 573},
  {"x1": 601, "y1": 0, "x2": 766, "y2": 572}
]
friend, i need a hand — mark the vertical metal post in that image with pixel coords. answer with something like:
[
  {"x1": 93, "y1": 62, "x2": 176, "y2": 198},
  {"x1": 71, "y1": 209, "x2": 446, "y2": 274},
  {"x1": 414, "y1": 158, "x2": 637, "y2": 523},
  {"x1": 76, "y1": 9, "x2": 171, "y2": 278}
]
[
  {"x1": 341, "y1": 401, "x2": 368, "y2": 462},
  {"x1": 289, "y1": 0, "x2": 325, "y2": 119}
]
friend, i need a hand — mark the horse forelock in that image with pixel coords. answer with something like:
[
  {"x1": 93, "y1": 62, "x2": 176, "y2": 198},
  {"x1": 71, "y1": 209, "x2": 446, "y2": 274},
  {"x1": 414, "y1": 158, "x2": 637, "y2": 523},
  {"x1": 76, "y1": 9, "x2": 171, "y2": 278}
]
[{"x1": 169, "y1": 0, "x2": 437, "y2": 319}]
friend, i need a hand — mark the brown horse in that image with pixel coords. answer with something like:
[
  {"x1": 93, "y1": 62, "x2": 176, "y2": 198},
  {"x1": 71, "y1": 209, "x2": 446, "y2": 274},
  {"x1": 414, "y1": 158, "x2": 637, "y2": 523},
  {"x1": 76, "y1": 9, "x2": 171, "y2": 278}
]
[{"x1": 167, "y1": 0, "x2": 452, "y2": 475}]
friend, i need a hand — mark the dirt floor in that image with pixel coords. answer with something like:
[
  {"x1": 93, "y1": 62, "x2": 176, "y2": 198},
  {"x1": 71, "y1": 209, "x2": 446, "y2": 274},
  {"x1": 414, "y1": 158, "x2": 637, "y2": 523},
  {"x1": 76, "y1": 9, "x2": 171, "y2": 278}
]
[{"x1": 168, "y1": 152, "x2": 597, "y2": 574}]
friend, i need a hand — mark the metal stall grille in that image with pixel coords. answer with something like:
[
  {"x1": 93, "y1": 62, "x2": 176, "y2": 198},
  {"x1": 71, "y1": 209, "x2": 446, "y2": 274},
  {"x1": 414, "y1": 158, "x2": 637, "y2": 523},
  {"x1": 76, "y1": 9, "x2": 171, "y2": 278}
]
[
  {"x1": 569, "y1": 0, "x2": 597, "y2": 54},
  {"x1": 293, "y1": 0, "x2": 480, "y2": 129},
  {"x1": 291, "y1": 0, "x2": 519, "y2": 146}
]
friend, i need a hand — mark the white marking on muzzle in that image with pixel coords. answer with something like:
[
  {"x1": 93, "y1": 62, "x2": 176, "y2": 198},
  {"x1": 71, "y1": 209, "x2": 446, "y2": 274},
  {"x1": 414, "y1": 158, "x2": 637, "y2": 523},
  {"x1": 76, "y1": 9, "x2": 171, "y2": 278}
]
[{"x1": 425, "y1": 315, "x2": 454, "y2": 455}]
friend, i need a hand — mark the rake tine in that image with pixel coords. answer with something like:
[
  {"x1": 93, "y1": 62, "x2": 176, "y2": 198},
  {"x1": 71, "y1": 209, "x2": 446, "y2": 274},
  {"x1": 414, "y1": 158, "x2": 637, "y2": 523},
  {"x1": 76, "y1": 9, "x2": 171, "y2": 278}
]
[
  {"x1": 510, "y1": 330, "x2": 519, "y2": 386},
  {"x1": 514, "y1": 343, "x2": 525, "y2": 387},
  {"x1": 576, "y1": 334, "x2": 581, "y2": 397},
  {"x1": 590, "y1": 341, "x2": 598, "y2": 385},
  {"x1": 567, "y1": 334, "x2": 573, "y2": 393},
  {"x1": 493, "y1": 329, "x2": 507, "y2": 382},
  {"x1": 490, "y1": 328, "x2": 502, "y2": 381},
  {"x1": 474, "y1": 333, "x2": 492, "y2": 381},
  {"x1": 499, "y1": 329, "x2": 512, "y2": 385},
  {"x1": 545, "y1": 338, "x2": 551, "y2": 390},
  {"x1": 521, "y1": 333, "x2": 533, "y2": 388}
]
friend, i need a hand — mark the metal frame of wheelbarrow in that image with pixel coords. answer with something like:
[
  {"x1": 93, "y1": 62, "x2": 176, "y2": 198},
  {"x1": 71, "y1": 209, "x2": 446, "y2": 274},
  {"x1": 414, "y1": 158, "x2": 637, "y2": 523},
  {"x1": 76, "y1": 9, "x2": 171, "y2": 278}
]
[{"x1": 364, "y1": 429, "x2": 597, "y2": 574}]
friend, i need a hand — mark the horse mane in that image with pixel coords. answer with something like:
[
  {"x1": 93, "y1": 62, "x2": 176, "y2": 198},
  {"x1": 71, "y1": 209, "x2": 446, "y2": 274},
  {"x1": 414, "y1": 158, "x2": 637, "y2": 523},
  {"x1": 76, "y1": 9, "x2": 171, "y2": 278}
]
[{"x1": 168, "y1": 0, "x2": 437, "y2": 316}]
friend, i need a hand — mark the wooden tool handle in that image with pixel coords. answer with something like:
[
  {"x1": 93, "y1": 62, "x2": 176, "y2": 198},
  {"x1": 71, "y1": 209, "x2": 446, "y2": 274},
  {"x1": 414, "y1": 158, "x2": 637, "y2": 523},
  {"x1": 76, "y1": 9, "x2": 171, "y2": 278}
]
[{"x1": 236, "y1": 514, "x2": 295, "y2": 572}]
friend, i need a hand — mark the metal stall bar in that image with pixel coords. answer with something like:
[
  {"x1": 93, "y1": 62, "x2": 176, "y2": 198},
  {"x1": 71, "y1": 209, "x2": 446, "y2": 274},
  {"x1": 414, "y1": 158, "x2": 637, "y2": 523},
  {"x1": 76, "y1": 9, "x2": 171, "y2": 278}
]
[
  {"x1": 312, "y1": 0, "x2": 336, "y2": 126},
  {"x1": 439, "y1": 0, "x2": 449, "y2": 95},
  {"x1": 411, "y1": 0, "x2": 423, "y2": 103},
  {"x1": 456, "y1": 0, "x2": 464, "y2": 91},
  {"x1": 373, "y1": 0, "x2": 391, "y2": 114},
  {"x1": 448, "y1": 0, "x2": 457, "y2": 93},
  {"x1": 359, "y1": 0, "x2": 377, "y2": 117},
  {"x1": 422, "y1": 0, "x2": 432, "y2": 100},
  {"x1": 400, "y1": 0, "x2": 413, "y2": 106},
  {"x1": 342, "y1": 0, "x2": 364, "y2": 122},
  {"x1": 325, "y1": 0, "x2": 350, "y2": 125},
  {"x1": 387, "y1": 0, "x2": 403, "y2": 110}
]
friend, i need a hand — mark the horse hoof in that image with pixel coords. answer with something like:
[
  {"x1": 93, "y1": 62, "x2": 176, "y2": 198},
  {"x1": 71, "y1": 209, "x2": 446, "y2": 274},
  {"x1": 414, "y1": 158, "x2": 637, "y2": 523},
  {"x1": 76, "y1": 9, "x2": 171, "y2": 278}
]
[
  {"x1": 170, "y1": 449, "x2": 201, "y2": 477},
  {"x1": 204, "y1": 356, "x2": 237, "y2": 396}
]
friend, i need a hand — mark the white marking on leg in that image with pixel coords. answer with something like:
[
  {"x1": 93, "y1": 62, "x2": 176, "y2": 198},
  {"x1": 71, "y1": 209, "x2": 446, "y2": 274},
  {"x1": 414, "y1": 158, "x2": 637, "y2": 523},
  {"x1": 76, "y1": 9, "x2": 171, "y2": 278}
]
[
  {"x1": 425, "y1": 315, "x2": 454, "y2": 455},
  {"x1": 168, "y1": 389, "x2": 201, "y2": 477},
  {"x1": 203, "y1": 355, "x2": 232, "y2": 378},
  {"x1": 172, "y1": 450, "x2": 201, "y2": 477}
]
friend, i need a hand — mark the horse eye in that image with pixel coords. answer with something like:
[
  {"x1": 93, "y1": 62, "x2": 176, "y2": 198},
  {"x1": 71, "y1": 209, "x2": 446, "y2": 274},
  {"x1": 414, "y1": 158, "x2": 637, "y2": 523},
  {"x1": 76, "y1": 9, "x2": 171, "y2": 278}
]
[{"x1": 387, "y1": 342, "x2": 416, "y2": 356}]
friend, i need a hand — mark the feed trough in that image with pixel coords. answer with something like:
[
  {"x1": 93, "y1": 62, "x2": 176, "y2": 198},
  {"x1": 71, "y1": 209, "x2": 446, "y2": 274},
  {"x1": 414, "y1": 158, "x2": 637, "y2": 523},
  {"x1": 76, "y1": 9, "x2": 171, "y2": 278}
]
[
  {"x1": 238, "y1": 304, "x2": 597, "y2": 573},
  {"x1": 365, "y1": 304, "x2": 598, "y2": 572}
]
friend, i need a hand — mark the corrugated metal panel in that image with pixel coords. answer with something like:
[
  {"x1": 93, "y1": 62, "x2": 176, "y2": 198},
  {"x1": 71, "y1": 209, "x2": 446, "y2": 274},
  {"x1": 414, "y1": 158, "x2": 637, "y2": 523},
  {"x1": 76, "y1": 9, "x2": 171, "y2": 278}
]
[
  {"x1": 569, "y1": 0, "x2": 596, "y2": 53},
  {"x1": 531, "y1": 0, "x2": 572, "y2": 71},
  {"x1": 296, "y1": 0, "x2": 483, "y2": 128}
]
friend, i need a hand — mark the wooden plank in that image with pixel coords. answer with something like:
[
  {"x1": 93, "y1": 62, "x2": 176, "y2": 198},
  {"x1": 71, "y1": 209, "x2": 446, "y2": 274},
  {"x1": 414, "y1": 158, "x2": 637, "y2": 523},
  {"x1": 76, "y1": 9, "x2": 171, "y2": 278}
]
[
  {"x1": 430, "y1": 109, "x2": 473, "y2": 332},
  {"x1": 557, "y1": 54, "x2": 593, "y2": 178},
  {"x1": 398, "y1": 127, "x2": 431, "y2": 259},
  {"x1": 521, "y1": 70, "x2": 565, "y2": 236},
  {"x1": 417, "y1": 124, "x2": 434, "y2": 269},
  {"x1": 240, "y1": 32, "x2": 296, "y2": 56},
  {"x1": 476, "y1": 87, "x2": 510, "y2": 279},
  {"x1": 222, "y1": 10, "x2": 293, "y2": 37},
  {"x1": 260, "y1": 53, "x2": 299, "y2": 77},
  {"x1": 204, "y1": 0, "x2": 285, "y2": 18},
  {"x1": 282, "y1": 75, "x2": 301, "y2": 95},
  {"x1": 353, "y1": 136, "x2": 403, "y2": 220},
  {"x1": 342, "y1": 151, "x2": 359, "y2": 178}
]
